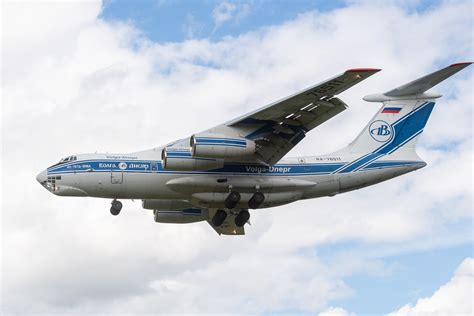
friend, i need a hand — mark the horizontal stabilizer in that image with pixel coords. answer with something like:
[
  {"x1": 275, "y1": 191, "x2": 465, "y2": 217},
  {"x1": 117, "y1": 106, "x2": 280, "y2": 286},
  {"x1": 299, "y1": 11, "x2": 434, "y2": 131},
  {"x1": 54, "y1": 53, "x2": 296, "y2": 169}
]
[{"x1": 385, "y1": 62, "x2": 472, "y2": 97}]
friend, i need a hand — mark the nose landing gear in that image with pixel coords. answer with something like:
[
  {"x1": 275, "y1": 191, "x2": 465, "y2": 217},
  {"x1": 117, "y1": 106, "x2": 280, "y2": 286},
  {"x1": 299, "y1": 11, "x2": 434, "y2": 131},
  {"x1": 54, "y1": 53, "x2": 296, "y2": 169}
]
[{"x1": 110, "y1": 199, "x2": 122, "y2": 216}]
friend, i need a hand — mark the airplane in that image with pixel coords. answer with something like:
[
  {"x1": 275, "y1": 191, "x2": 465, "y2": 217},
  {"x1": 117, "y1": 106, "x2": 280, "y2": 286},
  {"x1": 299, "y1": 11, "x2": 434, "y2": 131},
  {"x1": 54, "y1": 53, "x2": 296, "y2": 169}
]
[{"x1": 36, "y1": 62, "x2": 472, "y2": 235}]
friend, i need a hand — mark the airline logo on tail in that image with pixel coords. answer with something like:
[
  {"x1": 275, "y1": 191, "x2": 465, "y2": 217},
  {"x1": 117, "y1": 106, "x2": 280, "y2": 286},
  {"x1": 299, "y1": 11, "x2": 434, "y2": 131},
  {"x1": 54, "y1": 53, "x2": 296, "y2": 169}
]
[{"x1": 369, "y1": 120, "x2": 393, "y2": 142}]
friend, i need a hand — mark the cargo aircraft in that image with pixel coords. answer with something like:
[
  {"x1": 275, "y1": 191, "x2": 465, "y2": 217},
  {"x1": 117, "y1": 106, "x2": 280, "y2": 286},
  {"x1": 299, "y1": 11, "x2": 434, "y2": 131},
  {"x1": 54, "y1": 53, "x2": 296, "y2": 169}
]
[{"x1": 37, "y1": 62, "x2": 471, "y2": 235}]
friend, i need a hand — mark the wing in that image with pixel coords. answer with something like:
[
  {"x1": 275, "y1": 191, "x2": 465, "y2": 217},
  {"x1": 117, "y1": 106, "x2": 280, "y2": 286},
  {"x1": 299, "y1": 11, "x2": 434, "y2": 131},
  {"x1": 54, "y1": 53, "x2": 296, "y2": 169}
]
[
  {"x1": 204, "y1": 68, "x2": 381, "y2": 165},
  {"x1": 207, "y1": 209, "x2": 245, "y2": 235}
]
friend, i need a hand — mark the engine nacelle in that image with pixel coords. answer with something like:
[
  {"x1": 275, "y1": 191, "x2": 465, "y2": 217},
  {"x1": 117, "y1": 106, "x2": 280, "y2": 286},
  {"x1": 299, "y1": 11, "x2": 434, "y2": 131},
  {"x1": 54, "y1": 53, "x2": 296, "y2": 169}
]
[
  {"x1": 161, "y1": 147, "x2": 224, "y2": 171},
  {"x1": 153, "y1": 208, "x2": 208, "y2": 224},
  {"x1": 190, "y1": 133, "x2": 256, "y2": 159},
  {"x1": 142, "y1": 199, "x2": 193, "y2": 210}
]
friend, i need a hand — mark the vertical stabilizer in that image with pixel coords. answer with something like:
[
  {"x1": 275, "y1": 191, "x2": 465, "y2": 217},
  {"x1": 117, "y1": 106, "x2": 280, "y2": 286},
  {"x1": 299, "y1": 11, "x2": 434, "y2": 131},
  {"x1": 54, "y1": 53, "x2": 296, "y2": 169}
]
[
  {"x1": 346, "y1": 99, "x2": 435, "y2": 156},
  {"x1": 344, "y1": 62, "x2": 471, "y2": 158}
]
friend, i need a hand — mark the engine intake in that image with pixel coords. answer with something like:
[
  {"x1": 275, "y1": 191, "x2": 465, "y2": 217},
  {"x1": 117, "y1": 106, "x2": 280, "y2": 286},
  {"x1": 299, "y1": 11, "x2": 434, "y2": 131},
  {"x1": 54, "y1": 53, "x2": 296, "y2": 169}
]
[
  {"x1": 161, "y1": 147, "x2": 224, "y2": 171},
  {"x1": 191, "y1": 133, "x2": 256, "y2": 159}
]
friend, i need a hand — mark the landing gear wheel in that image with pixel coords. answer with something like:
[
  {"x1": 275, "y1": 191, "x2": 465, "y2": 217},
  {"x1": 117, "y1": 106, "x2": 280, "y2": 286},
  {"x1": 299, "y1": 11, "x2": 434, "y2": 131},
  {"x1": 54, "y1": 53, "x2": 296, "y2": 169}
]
[
  {"x1": 212, "y1": 209, "x2": 227, "y2": 226},
  {"x1": 248, "y1": 192, "x2": 265, "y2": 209},
  {"x1": 110, "y1": 199, "x2": 122, "y2": 216},
  {"x1": 224, "y1": 191, "x2": 241, "y2": 209},
  {"x1": 235, "y1": 210, "x2": 250, "y2": 227}
]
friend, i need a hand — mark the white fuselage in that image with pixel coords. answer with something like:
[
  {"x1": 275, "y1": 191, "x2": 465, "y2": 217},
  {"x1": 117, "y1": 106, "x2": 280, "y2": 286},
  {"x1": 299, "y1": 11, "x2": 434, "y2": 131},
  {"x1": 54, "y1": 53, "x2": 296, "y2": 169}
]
[{"x1": 37, "y1": 147, "x2": 425, "y2": 210}]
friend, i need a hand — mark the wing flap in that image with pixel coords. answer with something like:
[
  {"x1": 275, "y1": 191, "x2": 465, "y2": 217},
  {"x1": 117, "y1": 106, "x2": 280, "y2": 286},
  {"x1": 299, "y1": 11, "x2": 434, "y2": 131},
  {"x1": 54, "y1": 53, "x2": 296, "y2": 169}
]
[{"x1": 247, "y1": 97, "x2": 347, "y2": 165}]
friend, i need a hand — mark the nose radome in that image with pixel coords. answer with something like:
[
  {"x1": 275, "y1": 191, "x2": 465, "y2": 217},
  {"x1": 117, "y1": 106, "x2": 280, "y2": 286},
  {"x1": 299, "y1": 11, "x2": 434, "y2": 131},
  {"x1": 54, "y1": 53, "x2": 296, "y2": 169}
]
[{"x1": 36, "y1": 170, "x2": 47, "y2": 183}]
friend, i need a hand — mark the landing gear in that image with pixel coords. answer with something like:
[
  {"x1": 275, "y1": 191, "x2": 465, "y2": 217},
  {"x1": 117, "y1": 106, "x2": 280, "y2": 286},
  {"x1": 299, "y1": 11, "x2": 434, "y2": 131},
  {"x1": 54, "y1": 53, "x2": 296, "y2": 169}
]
[
  {"x1": 212, "y1": 209, "x2": 227, "y2": 226},
  {"x1": 110, "y1": 199, "x2": 122, "y2": 216},
  {"x1": 224, "y1": 191, "x2": 241, "y2": 209},
  {"x1": 248, "y1": 192, "x2": 265, "y2": 209},
  {"x1": 235, "y1": 210, "x2": 250, "y2": 227}
]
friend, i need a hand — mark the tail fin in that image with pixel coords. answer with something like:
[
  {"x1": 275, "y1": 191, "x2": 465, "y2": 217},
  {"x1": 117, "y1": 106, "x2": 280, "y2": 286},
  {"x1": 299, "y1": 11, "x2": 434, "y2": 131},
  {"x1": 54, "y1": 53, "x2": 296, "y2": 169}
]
[{"x1": 346, "y1": 62, "x2": 472, "y2": 157}]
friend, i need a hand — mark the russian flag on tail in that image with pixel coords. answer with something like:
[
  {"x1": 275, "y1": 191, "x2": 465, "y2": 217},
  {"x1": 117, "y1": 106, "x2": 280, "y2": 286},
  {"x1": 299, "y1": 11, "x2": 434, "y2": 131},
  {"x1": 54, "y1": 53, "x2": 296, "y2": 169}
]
[{"x1": 382, "y1": 107, "x2": 402, "y2": 114}]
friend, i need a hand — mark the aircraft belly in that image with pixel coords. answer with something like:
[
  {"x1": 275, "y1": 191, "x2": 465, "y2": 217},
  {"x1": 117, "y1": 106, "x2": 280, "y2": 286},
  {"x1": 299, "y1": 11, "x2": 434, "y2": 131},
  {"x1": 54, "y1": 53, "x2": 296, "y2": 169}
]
[
  {"x1": 166, "y1": 173, "x2": 319, "y2": 209},
  {"x1": 190, "y1": 191, "x2": 304, "y2": 209},
  {"x1": 166, "y1": 175, "x2": 316, "y2": 194},
  {"x1": 73, "y1": 172, "x2": 182, "y2": 199},
  {"x1": 302, "y1": 174, "x2": 339, "y2": 198},
  {"x1": 337, "y1": 165, "x2": 418, "y2": 192},
  {"x1": 120, "y1": 173, "x2": 182, "y2": 199}
]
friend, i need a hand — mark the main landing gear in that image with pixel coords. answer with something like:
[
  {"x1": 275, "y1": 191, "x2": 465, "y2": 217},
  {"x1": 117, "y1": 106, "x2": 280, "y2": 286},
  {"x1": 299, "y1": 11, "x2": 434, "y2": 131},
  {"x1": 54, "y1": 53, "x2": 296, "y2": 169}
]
[
  {"x1": 212, "y1": 190, "x2": 264, "y2": 227},
  {"x1": 234, "y1": 210, "x2": 250, "y2": 227},
  {"x1": 110, "y1": 199, "x2": 122, "y2": 216},
  {"x1": 224, "y1": 191, "x2": 241, "y2": 209},
  {"x1": 212, "y1": 209, "x2": 227, "y2": 226},
  {"x1": 248, "y1": 192, "x2": 264, "y2": 209},
  {"x1": 211, "y1": 209, "x2": 250, "y2": 227},
  {"x1": 224, "y1": 190, "x2": 265, "y2": 210}
]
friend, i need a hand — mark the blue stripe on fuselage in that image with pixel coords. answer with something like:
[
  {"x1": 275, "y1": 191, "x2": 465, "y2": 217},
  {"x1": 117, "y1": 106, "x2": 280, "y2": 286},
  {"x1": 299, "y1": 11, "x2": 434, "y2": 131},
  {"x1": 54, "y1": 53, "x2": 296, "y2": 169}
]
[{"x1": 46, "y1": 158, "x2": 419, "y2": 177}]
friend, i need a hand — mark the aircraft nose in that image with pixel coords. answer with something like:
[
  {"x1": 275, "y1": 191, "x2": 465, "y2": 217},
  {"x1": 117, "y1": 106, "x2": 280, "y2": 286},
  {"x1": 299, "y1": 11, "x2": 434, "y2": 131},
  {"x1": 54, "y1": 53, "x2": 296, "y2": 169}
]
[{"x1": 36, "y1": 170, "x2": 47, "y2": 184}]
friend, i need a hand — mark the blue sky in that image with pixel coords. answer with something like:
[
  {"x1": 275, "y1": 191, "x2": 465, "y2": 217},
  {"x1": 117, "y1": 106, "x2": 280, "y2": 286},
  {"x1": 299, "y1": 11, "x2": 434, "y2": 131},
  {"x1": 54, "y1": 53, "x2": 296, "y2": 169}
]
[
  {"x1": 101, "y1": 0, "x2": 347, "y2": 42},
  {"x1": 3, "y1": 0, "x2": 472, "y2": 315},
  {"x1": 330, "y1": 242, "x2": 472, "y2": 313},
  {"x1": 100, "y1": 0, "x2": 442, "y2": 42},
  {"x1": 96, "y1": 1, "x2": 472, "y2": 314}
]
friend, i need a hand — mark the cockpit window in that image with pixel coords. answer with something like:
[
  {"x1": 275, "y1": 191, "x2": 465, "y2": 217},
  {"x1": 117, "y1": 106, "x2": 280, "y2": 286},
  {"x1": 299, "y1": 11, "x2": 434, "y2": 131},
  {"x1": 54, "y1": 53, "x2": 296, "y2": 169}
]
[
  {"x1": 59, "y1": 155, "x2": 77, "y2": 162},
  {"x1": 50, "y1": 155, "x2": 77, "y2": 168}
]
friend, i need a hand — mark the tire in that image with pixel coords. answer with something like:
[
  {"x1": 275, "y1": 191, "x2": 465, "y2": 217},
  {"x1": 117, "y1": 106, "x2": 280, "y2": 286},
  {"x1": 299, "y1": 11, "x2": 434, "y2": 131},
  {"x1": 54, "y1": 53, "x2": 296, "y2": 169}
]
[
  {"x1": 212, "y1": 209, "x2": 227, "y2": 226},
  {"x1": 235, "y1": 210, "x2": 250, "y2": 227},
  {"x1": 224, "y1": 191, "x2": 241, "y2": 209},
  {"x1": 248, "y1": 192, "x2": 265, "y2": 209},
  {"x1": 110, "y1": 200, "x2": 122, "y2": 216},
  {"x1": 110, "y1": 206, "x2": 121, "y2": 216}
]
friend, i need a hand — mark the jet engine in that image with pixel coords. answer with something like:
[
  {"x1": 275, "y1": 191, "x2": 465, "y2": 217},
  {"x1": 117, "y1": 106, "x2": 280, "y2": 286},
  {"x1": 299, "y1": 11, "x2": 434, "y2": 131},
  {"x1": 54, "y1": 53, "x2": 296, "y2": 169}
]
[
  {"x1": 153, "y1": 208, "x2": 208, "y2": 223},
  {"x1": 190, "y1": 133, "x2": 256, "y2": 159},
  {"x1": 161, "y1": 147, "x2": 224, "y2": 171}
]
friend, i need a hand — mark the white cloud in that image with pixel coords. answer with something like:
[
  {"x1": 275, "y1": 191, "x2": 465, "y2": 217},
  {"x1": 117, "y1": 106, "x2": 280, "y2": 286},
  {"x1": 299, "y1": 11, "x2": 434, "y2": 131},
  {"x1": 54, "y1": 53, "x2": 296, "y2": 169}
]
[
  {"x1": 388, "y1": 258, "x2": 474, "y2": 316},
  {"x1": 1, "y1": 0, "x2": 473, "y2": 314},
  {"x1": 213, "y1": 1, "x2": 237, "y2": 26},
  {"x1": 212, "y1": 1, "x2": 251, "y2": 30},
  {"x1": 319, "y1": 306, "x2": 354, "y2": 316}
]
